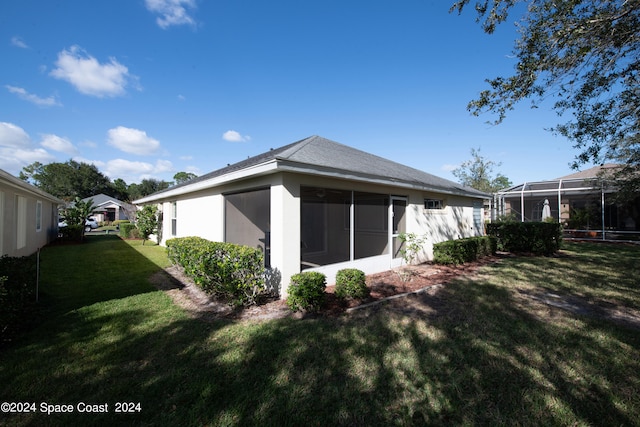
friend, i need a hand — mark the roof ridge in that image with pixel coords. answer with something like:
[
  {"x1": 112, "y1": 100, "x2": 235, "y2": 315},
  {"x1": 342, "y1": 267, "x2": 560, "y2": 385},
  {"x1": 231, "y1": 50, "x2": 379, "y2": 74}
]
[{"x1": 274, "y1": 135, "x2": 319, "y2": 160}]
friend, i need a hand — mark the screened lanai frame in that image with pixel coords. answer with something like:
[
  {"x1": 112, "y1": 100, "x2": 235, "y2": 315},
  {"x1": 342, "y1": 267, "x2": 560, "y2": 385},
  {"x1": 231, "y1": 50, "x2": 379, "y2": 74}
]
[{"x1": 493, "y1": 176, "x2": 639, "y2": 240}]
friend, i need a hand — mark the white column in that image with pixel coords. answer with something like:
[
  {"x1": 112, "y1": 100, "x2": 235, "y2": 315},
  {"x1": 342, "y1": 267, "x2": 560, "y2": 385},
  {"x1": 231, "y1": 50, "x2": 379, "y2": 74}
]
[{"x1": 270, "y1": 175, "x2": 300, "y2": 299}]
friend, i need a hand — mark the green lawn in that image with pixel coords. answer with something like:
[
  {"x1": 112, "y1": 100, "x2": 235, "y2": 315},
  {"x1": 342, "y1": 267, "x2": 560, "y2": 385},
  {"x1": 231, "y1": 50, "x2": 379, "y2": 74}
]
[{"x1": 1, "y1": 237, "x2": 639, "y2": 426}]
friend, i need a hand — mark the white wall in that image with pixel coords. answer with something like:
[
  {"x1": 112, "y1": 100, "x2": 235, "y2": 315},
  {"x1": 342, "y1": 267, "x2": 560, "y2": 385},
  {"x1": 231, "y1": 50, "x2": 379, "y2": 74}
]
[{"x1": 143, "y1": 172, "x2": 484, "y2": 297}]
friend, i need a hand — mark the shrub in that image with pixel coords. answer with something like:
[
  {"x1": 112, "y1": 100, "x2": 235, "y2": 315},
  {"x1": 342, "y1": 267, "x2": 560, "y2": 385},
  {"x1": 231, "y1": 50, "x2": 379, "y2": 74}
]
[
  {"x1": 113, "y1": 220, "x2": 130, "y2": 227},
  {"x1": 58, "y1": 224, "x2": 83, "y2": 242},
  {"x1": 119, "y1": 223, "x2": 138, "y2": 238},
  {"x1": 335, "y1": 268, "x2": 369, "y2": 300},
  {"x1": 166, "y1": 237, "x2": 267, "y2": 306},
  {"x1": 287, "y1": 271, "x2": 327, "y2": 312},
  {"x1": 0, "y1": 255, "x2": 37, "y2": 345},
  {"x1": 433, "y1": 236, "x2": 497, "y2": 265},
  {"x1": 486, "y1": 222, "x2": 562, "y2": 255}
]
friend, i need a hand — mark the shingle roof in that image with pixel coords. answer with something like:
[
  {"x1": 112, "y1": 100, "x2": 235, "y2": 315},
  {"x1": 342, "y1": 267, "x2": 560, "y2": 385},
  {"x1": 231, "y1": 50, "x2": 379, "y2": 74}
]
[
  {"x1": 136, "y1": 136, "x2": 488, "y2": 202},
  {"x1": 555, "y1": 164, "x2": 621, "y2": 180}
]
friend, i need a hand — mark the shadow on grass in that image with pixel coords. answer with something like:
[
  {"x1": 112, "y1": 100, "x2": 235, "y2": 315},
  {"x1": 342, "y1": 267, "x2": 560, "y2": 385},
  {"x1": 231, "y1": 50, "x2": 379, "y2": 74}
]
[{"x1": 2, "y1": 241, "x2": 639, "y2": 426}]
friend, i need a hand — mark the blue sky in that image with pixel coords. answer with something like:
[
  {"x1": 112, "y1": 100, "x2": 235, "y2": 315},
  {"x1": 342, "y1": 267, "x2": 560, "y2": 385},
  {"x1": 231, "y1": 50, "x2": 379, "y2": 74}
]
[{"x1": 1, "y1": 0, "x2": 589, "y2": 186}]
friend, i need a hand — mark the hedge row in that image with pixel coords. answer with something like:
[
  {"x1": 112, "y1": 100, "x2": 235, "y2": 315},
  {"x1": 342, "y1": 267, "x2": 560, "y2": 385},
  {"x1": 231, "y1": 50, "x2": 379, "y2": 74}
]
[
  {"x1": 486, "y1": 222, "x2": 562, "y2": 255},
  {"x1": 119, "y1": 223, "x2": 139, "y2": 239},
  {"x1": 166, "y1": 237, "x2": 266, "y2": 306},
  {"x1": 433, "y1": 236, "x2": 497, "y2": 265},
  {"x1": 0, "y1": 254, "x2": 37, "y2": 345}
]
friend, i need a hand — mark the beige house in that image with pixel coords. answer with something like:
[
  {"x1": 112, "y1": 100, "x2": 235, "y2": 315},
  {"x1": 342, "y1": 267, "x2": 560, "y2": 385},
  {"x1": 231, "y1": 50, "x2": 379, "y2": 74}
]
[
  {"x1": 134, "y1": 136, "x2": 488, "y2": 297},
  {"x1": 0, "y1": 168, "x2": 64, "y2": 257}
]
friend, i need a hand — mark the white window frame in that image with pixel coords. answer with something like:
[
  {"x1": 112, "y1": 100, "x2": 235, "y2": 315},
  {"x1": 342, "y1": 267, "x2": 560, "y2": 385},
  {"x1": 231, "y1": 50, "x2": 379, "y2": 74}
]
[
  {"x1": 36, "y1": 200, "x2": 42, "y2": 232},
  {"x1": 425, "y1": 198, "x2": 444, "y2": 210}
]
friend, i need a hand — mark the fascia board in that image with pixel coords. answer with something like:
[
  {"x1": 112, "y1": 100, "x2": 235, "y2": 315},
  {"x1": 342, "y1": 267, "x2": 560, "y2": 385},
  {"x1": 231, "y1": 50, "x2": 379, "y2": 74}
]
[{"x1": 133, "y1": 160, "x2": 280, "y2": 204}]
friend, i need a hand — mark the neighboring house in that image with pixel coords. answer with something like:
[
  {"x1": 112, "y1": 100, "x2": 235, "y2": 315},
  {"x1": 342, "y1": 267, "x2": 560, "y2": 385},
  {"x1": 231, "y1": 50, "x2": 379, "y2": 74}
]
[
  {"x1": 0, "y1": 168, "x2": 64, "y2": 257},
  {"x1": 80, "y1": 194, "x2": 135, "y2": 223},
  {"x1": 134, "y1": 136, "x2": 489, "y2": 296},
  {"x1": 495, "y1": 164, "x2": 640, "y2": 237}
]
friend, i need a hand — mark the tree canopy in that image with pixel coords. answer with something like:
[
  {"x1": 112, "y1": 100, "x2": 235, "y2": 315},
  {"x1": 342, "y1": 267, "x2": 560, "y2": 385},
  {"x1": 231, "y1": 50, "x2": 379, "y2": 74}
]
[
  {"x1": 452, "y1": 0, "x2": 640, "y2": 197},
  {"x1": 453, "y1": 147, "x2": 512, "y2": 193},
  {"x1": 173, "y1": 171, "x2": 198, "y2": 185},
  {"x1": 19, "y1": 161, "x2": 174, "y2": 202},
  {"x1": 19, "y1": 160, "x2": 113, "y2": 201}
]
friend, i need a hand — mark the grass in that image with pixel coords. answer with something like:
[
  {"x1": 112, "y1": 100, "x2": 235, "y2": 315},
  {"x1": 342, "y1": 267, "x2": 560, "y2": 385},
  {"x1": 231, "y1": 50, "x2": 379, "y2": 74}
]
[{"x1": 1, "y1": 238, "x2": 639, "y2": 426}]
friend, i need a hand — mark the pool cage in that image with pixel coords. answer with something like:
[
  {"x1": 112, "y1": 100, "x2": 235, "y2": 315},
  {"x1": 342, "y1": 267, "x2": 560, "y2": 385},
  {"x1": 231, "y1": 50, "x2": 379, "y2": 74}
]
[{"x1": 493, "y1": 175, "x2": 640, "y2": 241}]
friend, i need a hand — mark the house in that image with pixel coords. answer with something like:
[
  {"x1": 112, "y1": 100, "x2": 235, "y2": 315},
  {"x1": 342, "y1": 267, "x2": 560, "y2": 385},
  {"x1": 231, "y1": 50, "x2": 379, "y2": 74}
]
[
  {"x1": 80, "y1": 194, "x2": 134, "y2": 223},
  {"x1": 0, "y1": 168, "x2": 64, "y2": 257},
  {"x1": 134, "y1": 136, "x2": 489, "y2": 296},
  {"x1": 495, "y1": 164, "x2": 640, "y2": 239}
]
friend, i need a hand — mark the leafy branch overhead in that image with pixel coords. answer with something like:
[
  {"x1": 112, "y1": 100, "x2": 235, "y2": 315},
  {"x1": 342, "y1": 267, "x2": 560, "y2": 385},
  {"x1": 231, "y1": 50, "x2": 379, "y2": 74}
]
[{"x1": 452, "y1": 0, "x2": 640, "y2": 197}]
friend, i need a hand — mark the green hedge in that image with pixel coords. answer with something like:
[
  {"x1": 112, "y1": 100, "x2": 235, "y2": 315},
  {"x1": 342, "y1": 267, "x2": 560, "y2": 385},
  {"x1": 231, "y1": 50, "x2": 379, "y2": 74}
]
[
  {"x1": 287, "y1": 271, "x2": 327, "y2": 312},
  {"x1": 119, "y1": 223, "x2": 138, "y2": 238},
  {"x1": 486, "y1": 222, "x2": 562, "y2": 255},
  {"x1": 335, "y1": 268, "x2": 369, "y2": 300},
  {"x1": 166, "y1": 237, "x2": 266, "y2": 306},
  {"x1": 58, "y1": 224, "x2": 83, "y2": 241},
  {"x1": 0, "y1": 254, "x2": 37, "y2": 345},
  {"x1": 433, "y1": 236, "x2": 497, "y2": 265}
]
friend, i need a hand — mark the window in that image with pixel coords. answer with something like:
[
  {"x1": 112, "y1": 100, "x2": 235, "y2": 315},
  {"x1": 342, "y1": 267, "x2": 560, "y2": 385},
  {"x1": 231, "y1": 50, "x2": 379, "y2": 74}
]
[
  {"x1": 171, "y1": 202, "x2": 177, "y2": 236},
  {"x1": 225, "y1": 188, "x2": 271, "y2": 267},
  {"x1": 36, "y1": 200, "x2": 42, "y2": 232},
  {"x1": 425, "y1": 199, "x2": 444, "y2": 210},
  {"x1": 16, "y1": 195, "x2": 27, "y2": 250}
]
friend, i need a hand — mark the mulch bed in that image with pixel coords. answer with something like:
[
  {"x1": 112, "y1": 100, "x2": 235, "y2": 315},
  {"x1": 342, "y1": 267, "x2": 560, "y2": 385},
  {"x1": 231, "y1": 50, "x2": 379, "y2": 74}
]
[{"x1": 152, "y1": 256, "x2": 503, "y2": 321}]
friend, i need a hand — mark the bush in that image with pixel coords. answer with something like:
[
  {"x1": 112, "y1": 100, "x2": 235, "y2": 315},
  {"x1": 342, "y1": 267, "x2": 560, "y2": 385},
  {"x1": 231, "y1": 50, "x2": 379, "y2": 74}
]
[
  {"x1": 0, "y1": 255, "x2": 37, "y2": 345},
  {"x1": 113, "y1": 220, "x2": 130, "y2": 227},
  {"x1": 433, "y1": 236, "x2": 497, "y2": 265},
  {"x1": 335, "y1": 268, "x2": 369, "y2": 300},
  {"x1": 287, "y1": 271, "x2": 327, "y2": 312},
  {"x1": 166, "y1": 237, "x2": 267, "y2": 306},
  {"x1": 58, "y1": 224, "x2": 83, "y2": 242},
  {"x1": 486, "y1": 222, "x2": 562, "y2": 255},
  {"x1": 119, "y1": 223, "x2": 138, "y2": 238}
]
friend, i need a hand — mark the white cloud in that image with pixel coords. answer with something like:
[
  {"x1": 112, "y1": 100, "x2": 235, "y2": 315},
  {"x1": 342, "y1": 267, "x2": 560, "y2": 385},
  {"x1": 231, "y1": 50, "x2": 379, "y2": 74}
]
[
  {"x1": 223, "y1": 130, "x2": 251, "y2": 142},
  {"x1": 107, "y1": 126, "x2": 160, "y2": 155},
  {"x1": 0, "y1": 122, "x2": 31, "y2": 148},
  {"x1": 11, "y1": 36, "x2": 29, "y2": 49},
  {"x1": 0, "y1": 147, "x2": 56, "y2": 174},
  {"x1": 50, "y1": 46, "x2": 134, "y2": 98},
  {"x1": 441, "y1": 163, "x2": 459, "y2": 172},
  {"x1": 145, "y1": 0, "x2": 197, "y2": 29},
  {"x1": 6, "y1": 85, "x2": 61, "y2": 107},
  {"x1": 40, "y1": 134, "x2": 78, "y2": 155},
  {"x1": 99, "y1": 158, "x2": 174, "y2": 183}
]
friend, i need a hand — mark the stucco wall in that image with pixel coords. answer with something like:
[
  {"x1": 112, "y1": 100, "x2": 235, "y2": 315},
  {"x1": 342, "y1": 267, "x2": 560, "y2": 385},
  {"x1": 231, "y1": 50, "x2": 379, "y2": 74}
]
[
  {"x1": 141, "y1": 172, "x2": 484, "y2": 297},
  {"x1": 0, "y1": 183, "x2": 60, "y2": 257}
]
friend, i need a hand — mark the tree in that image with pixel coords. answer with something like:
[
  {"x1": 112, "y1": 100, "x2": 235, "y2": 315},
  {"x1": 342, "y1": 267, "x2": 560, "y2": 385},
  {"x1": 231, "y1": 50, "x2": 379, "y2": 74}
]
[
  {"x1": 128, "y1": 179, "x2": 171, "y2": 201},
  {"x1": 173, "y1": 171, "x2": 197, "y2": 185},
  {"x1": 62, "y1": 197, "x2": 97, "y2": 241},
  {"x1": 111, "y1": 178, "x2": 130, "y2": 201},
  {"x1": 19, "y1": 160, "x2": 113, "y2": 200},
  {"x1": 451, "y1": 1, "x2": 640, "y2": 198},
  {"x1": 452, "y1": 147, "x2": 512, "y2": 193},
  {"x1": 136, "y1": 205, "x2": 158, "y2": 245}
]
